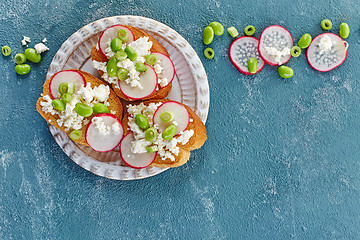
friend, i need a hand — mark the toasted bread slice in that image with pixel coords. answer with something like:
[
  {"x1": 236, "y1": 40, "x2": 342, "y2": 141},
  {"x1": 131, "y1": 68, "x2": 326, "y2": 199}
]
[
  {"x1": 36, "y1": 70, "x2": 123, "y2": 146},
  {"x1": 90, "y1": 25, "x2": 172, "y2": 101},
  {"x1": 122, "y1": 99, "x2": 207, "y2": 168}
]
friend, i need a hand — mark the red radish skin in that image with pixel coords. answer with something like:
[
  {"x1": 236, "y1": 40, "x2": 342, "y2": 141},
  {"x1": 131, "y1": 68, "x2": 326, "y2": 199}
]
[
  {"x1": 151, "y1": 52, "x2": 175, "y2": 88},
  {"x1": 98, "y1": 25, "x2": 135, "y2": 59},
  {"x1": 49, "y1": 70, "x2": 86, "y2": 99},
  {"x1": 306, "y1": 33, "x2": 348, "y2": 72},
  {"x1": 228, "y1": 36, "x2": 265, "y2": 75},
  {"x1": 120, "y1": 133, "x2": 157, "y2": 169},
  {"x1": 153, "y1": 101, "x2": 190, "y2": 135},
  {"x1": 119, "y1": 63, "x2": 158, "y2": 100},
  {"x1": 85, "y1": 113, "x2": 124, "y2": 153},
  {"x1": 258, "y1": 25, "x2": 294, "y2": 66}
]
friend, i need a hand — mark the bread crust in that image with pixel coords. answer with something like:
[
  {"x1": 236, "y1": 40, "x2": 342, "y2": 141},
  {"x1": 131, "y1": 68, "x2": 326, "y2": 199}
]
[
  {"x1": 36, "y1": 70, "x2": 123, "y2": 146},
  {"x1": 121, "y1": 99, "x2": 207, "y2": 168},
  {"x1": 90, "y1": 25, "x2": 173, "y2": 101}
]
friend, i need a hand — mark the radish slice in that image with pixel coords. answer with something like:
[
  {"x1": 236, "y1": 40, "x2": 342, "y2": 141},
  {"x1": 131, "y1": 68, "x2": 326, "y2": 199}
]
[
  {"x1": 152, "y1": 52, "x2": 175, "y2": 88},
  {"x1": 49, "y1": 70, "x2": 86, "y2": 99},
  {"x1": 228, "y1": 36, "x2": 265, "y2": 75},
  {"x1": 258, "y1": 25, "x2": 293, "y2": 66},
  {"x1": 85, "y1": 113, "x2": 124, "y2": 152},
  {"x1": 120, "y1": 133, "x2": 156, "y2": 169},
  {"x1": 119, "y1": 64, "x2": 158, "y2": 100},
  {"x1": 98, "y1": 25, "x2": 135, "y2": 59},
  {"x1": 153, "y1": 101, "x2": 190, "y2": 135},
  {"x1": 306, "y1": 33, "x2": 348, "y2": 72}
]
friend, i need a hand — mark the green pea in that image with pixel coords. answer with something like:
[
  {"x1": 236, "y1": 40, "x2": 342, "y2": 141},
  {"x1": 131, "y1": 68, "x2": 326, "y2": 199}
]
[
  {"x1": 145, "y1": 54, "x2": 157, "y2": 65},
  {"x1": 247, "y1": 58, "x2": 258, "y2": 74},
  {"x1": 339, "y1": 22, "x2": 350, "y2": 39},
  {"x1": 69, "y1": 130, "x2": 82, "y2": 141},
  {"x1": 59, "y1": 83, "x2": 68, "y2": 95},
  {"x1": 117, "y1": 68, "x2": 129, "y2": 81},
  {"x1": 93, "y1": 103, "x2": 109, "y2": 114},
  {"x1": 227, "y1": 26, "x2": 239, "y2": 38},
  {"x1": 162, "y1": 125, "x2": 177, "y2": 140},
  {"x1": 145, "y1": 127, "x2": 158, "y2": 142},
  {"x1": 209, "y1": 22, "x2": 224, "y2": 36},
  {"x1": 52, "y1": 99, "x2": 65, "y2": 111},
  {"x1": 321, "y1": 19, "x2": 332, "y2": 30},
  {"x1": 244, "y1": 25, "x2": 256, "y2": 36},
  {"x1": 117, "y1": 29, "x2": 129, "y2": 42},
  {"x1": 74, "y1": 103, "x2": 93, "y2": 117},
  {"x1": 67, "y1": 82, "x2": 75, "y2": 94},
  {"x1": 115, "y1": 50, "x2": 127, "y2": 61},
  {"x1": 2, "y1": 46, "x2": 11, "y2": 56},
  {"x1": 135, "y1": 62, "x2": 147, "y2": 72},
  {"x1": 298, "y1": 34, "x2": 312, "y2": 49},
  {"x1": 203, "y1": 26, "x2": 214, "y2": 45},
  {"x1": 204, "y1": 48, "x2": 215, "y2": 59},
  {"x1": 160, "y1": 112, "x2": 174, "y2": 122},
  {"x1": 290, "y1": 46, "x2": 301, "y2": 57},
  {"x1": 146, "y1": 145, "x2": 158, "y2": 153},
  {"x1": 106, "y1": 58, "x2": 118, "y2": 77},
  {"x1": 110, "y1": 38, "x2": 122, "y2": 52},
  {"x1": 15, "y1": 64, "x2": 31, "y2": 75},
  {"x1": 24, "y1": 48, "x2": 41, "y2": 63},
  {"x1": 278, "y1": 66, "x2": 294, "y2": 78},
  {"x1": 61, "y1": 93, "x2": 72, "y2": 104},
  {"x1": 135, "y1": 114, "x2": 149, "y2": 130},
  {"x1": 14, "y1": 53, "x2": 26, "y2": 64},
  {"x1": 124, "y1": 47, "x2": 137, "y2": 61}
]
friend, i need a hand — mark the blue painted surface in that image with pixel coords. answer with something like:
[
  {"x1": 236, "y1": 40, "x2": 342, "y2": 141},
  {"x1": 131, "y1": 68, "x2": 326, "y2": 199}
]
[{"x1": 1, "y1": 0, "x2": 360, "y2": 239}]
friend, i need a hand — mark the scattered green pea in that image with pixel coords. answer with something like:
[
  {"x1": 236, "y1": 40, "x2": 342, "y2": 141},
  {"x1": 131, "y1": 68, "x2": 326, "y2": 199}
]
[
  {"x1": 278, "y1": 66, "x2": 294, "y2": 78},
  {"x1": 115, "y1": 50, "x2": 127, "y2": 61},
  {"x1": 74, "y1": 103, "x2": 93, "y2": 117},
  {"x1": 227, "y1": 26, "x2": 239, "y2": 38},
  {"x1": 290, "y1": 46, "x2": 301, "y2": 57},
  {"x1": 135, "y1": 114, "x2": 149, "y2": 130},
  {"x1": 110, "y1": 38, "x2": 123, "y2": 52},
  {"x1": 298, "y1": 34, "x2": 312, "y2": 49},
  {"x1": 321, "y1": 19, "x2": 332, "y2": 30},
  {"x1": 145, "y1": 127, "x2": 158, "y2": 142},
  {"x1": 339, "y1": 22, "x2": 350, "y2": 39},
  {"x1": 244, "y1": 25, "x2": 255, "y2": 36},
  {"x1": 162, "y1": 124, "x2": 177, "y2": 140},
  {"x1": 93, "y1": 103, "x2": 109, "y2": 114},
  {"x1": 14, "y1": 64, "x2": 31, "y2": 75},
  {"x1": 209, "y1": 22, "x2": 224, "y2": 36},
  {"x1": 2, "y1": 46, "x2": 11, "y2": 56},
  {"x1": 203, "y1": 26, "x2": 214, "y2": 45},
  {"x1": 24, "y1": 48, "x2": 41, "y2": 63},
  {"x1": 146, "y1": 145, "x2": 158, "y2": 153},
  {"x1": 106, "y1": 58, "x2": 118, "y2": 77},
  {"x1": 117, "y1": 29, "x2": 129, "y2": 42},
  {"x1": 52, "y1": 99, "x2": 65, "y2": 111},
  {"x1": 69, "y1": 130, "x2": 82, "y2": 141},
  {"x1": 145, "y1": 54, "x2": 157, "y2": 65},
  {"x1": 135, "y1": 62, "x2": 147, "y2": 72},
  {"x1": 247, "y1": 58, "x2": 258, "y2": 74},
  {"x1": 160, "y1": 112, "x2": 174, "y2": 122},
  {"x1": 59, "y1": 83, "x2": 68, "y2": 95},
  {"x1": 61, "y1": 93, "x2": 72, "y2": 104},
  {"x1": 14, "y1": 53, "x2": 26, "y2": 64},
  {"x1": 117, "y1": 68, "x2": 129, "y2": 81},
  {"x1": 124, "y1": 47, "x2": 137, "y2": 61},
  {"x1": 204, "y1": 48, "x2": 214, "y2": 59}
]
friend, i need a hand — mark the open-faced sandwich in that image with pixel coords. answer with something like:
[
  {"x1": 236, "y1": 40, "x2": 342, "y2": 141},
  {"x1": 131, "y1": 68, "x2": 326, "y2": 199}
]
[
  {"x1": 90, "y1": 25, "x2": 175, "y2": 101},
  {"x1": 36, "y1": 69, "x2": 125, "y2": 152},
  {"x1": 119, "y1": 99, "x2": 207, "y2": 168}
]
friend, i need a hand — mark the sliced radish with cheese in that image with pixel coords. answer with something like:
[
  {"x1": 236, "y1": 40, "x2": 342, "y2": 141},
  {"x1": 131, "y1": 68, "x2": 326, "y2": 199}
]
[
  {"x1": 153, "y1": 101, "x2": 190, "y2": 135},
  {"x1": 120, "y1": 133, "x2": 156, "y2": 169},
  {"x1": 258, "y1": 25, "x2": 293, "y2": 66},
  {"x1": 98, "y1": 25, "x2": 135, "y2": 59},
  {"x1": 306, "y1": 33, "x2": 348, "y2": 72},
  {"x1": 152, "y1": 52, "x2": 175, "y2": 88},
  {"x1": 119, "y1": 64, "x2": 158, "y2": 100},
  {"x1": 229, "y1": 36, "x2": 265, "y2": 75},
  {"x1": 85, "y1": 113, "x2": 124, "y2": 152},
  {"x1": 49, "y1": 70, "x2": 86, "y2": 99}
]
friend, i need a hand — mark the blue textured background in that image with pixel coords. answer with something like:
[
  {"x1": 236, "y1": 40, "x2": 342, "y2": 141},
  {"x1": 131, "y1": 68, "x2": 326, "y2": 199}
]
[{"x1": 1, "y1": 0, "x2": 359, "y2": 239}]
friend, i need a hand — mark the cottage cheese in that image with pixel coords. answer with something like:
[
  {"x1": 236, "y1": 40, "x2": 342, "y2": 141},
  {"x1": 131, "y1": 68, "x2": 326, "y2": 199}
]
[
  {"x1": 92, "y1": 117, "x2": 111, "y2": 136},
  {"x1": 264, "y1": 46, "x2": 291, "y2": 65},
  {"x1": 21, "y1": 36, "x2": 31, "y2": 46},
  {"x1": 34, "y1": 43, "x2": 49, "y2": 54},
  {"x1": 318, "y1": 35, "x2": 333, "y2": 54}
]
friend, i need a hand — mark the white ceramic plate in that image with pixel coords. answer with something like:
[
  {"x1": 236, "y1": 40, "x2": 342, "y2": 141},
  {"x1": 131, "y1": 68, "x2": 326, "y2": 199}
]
[{"x1": 46, "y1": 15, "x2": 209, "y2": 180}]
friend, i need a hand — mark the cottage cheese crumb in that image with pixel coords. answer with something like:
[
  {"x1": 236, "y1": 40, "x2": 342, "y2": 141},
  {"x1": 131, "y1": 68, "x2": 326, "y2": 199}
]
[
  {"x1": 264, "y1": 46, "x2": 290, "y2": 65},
  {"x1": 318, "y1": 35, "x2": 333, "y2": 54},
  {"x1": 34, "y1": 43, "x2": 49, "y2": 54},
  {"x1": 42, "y1": 38, "x2": 47, "y2": 43},
  {"x1": 92, "y1": 117, "x2": 111, "y2": 136},
  {"x1": 21, "y1": 36, "x2": 31, "y2": 46}
]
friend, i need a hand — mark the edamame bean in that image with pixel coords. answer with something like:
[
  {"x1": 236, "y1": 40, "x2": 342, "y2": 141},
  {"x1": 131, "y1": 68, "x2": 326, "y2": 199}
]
[
  {"x1": 244, "y1": 25, "x2": 255, "y2": 36},
  {"x1": 106, "y1": 58, "x2": 118, "y2": 77},
  {"x1": 110, "y1": 38, "x2": 122, "y2": 52},
  {"x1": 162, "y1": 125, "x2": 177, "y2": 140},
  {"x1": 117, "y1": 68, "x2": 129, "y2": 81},
  {"x1": 321, "y1": 19, "x2": 332, "y2": 30},
  {"x1": 59, "y1": 83, "x2": 68, "y2": 95},
  {"x1": 135, "y1": 114, "x2": 149, "y2": 130},
  {"x1": 14, "y1": 64, "x2": 31, "y2": 75},
  {"x1": 52, "y1": 99, "x2": 65, "y2": 111},
  {"x1": 209, "y1": 22, "x2": 224, "y2": 36},
  {"x1": 115, "y1": 50, "x2": 127, "y2": 61},
  {"x1": 135, "y1": 62, "x2": 147, "y2": 72},
  {"x1": 74, "y1": 103, "x2": 93, "y2": 117},
  {"x1": 160, "y1": 112, "x2": 174, "y2": 122},
  {"x1": 204, "y1": 48, "x2": 214, "y2": 59},
  {"x1": 2, "y1": 46, "x2": 11, "y2": 56},
  {"x1": 339, "y1": 23, "x2": 350, "y2": 39},
  {"x1": 124, "y1": 47, "x2": 137, "y2": 61},
  {"x1": 203, "y1": 26, "x2": 214, "y2": 45},
  {"x1": 298, "y1": 34, "x2": 312, "y2": 49},
  {"x1": 290, "y1": 46, "x2": 301, "y2": 57},
  {"x1": 145, "y1": 54, "x2": 157, "y2": 65},
  {"x1": 247, "y1": 58, "x2": 257, "y2": 74},
  {"x1": 278, "y1": 66, "x2": 294, "y2": 78},
  {"x1": 14, "y1": 53, "x2": 26, "y2": 64},
  {"x1": 117, "y1": 29, "x2": 129, "y2": 42},
  {"x1": 146, "y1": 146, "x2": 158, "y2": 153},
  {"x1": 24, "y1": 48, "x2": 41, "y2": 63},
  {"x1": 61, "y1": 93, "x2": 72, "y2": 104},
  {"x1": 69, "y1": 130, "x2": 82, "y2": 141},
  {"x1": 93, "y1": 103, "x2": 109, "y2": 114},
  {"x1": 145, "y1": 127, "x2": 158, "y2": 142},
  {"x1": 227, "y1": 26, "x2": 239, "y2": 38}
]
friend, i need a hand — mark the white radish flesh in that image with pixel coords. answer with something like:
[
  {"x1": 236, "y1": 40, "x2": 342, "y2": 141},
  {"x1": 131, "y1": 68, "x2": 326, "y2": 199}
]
[
  {"x1": 49, "y1": 70, "x2": 86, "y2": 99},
  {"x1": 152, "y1": 52, "x2": 175, "y2": 88}
]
